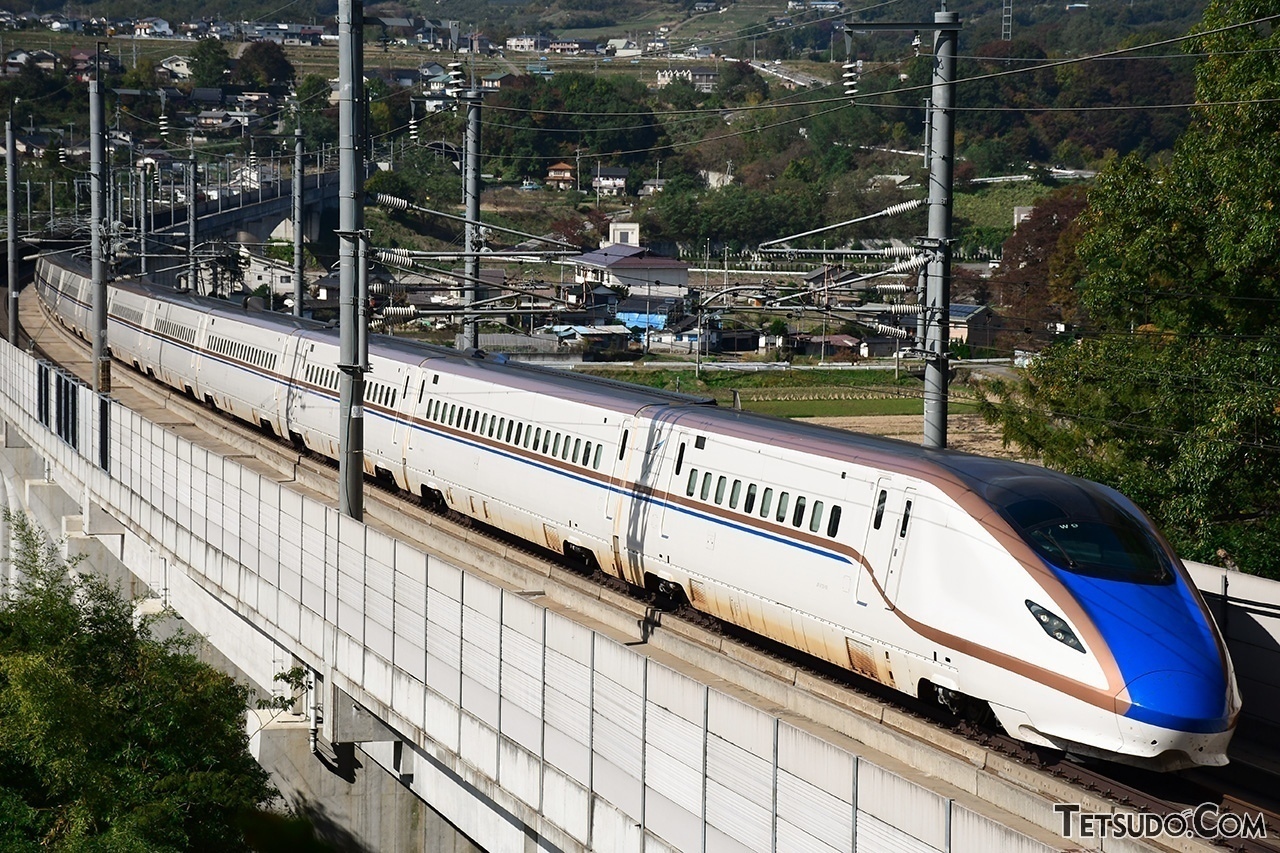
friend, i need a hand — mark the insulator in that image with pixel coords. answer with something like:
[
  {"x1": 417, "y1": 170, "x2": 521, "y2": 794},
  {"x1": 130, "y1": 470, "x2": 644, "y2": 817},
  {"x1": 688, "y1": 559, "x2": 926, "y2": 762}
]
[
  {"x1": 159, "y1": 114, "x2": 169, "y2": 137},
  {"x1": 842, "y1": 62, "x2": 859, "y2": 99},
  {"x1": 876, "y1": 283, "x2": 910, "y2": 293},
  {"x1": 881, "y1": 245, "x2": 918, "y2": 257},
  {"x1": 885, "y1": 303, "x2": 921, "y2": 315},
  {"x1": 375, "y1": 247, "x2": 414, "y2": 261},
  {"x1": 374, "y1": 192, "x2": 412, "y2": 212},
  {"x1": 381, "y1": 306, "x2": 418, "y2": 321},
  {"x1": 881, "y1": 199, "x2": 925, "y2": 218},
  {"x1": 875, "y1": 323, "x2": 911, "y2": 339},
  {"x1": 884, "y1": 254, "x2": 929, "y2": 275}
]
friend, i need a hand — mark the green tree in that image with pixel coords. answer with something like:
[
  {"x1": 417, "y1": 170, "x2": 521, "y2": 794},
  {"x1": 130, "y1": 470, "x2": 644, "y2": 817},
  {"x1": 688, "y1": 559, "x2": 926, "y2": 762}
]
[
  {"x1": 979, "y1": 0, "x2": 1280, "y2": 576},
  {"x1": 190, "y1": 38, "x2": 232, "y2": 88},
  {"x1": 0, "y1": 511, "x2": 279, "y2": 849},
  {"x1": 236, "y1": 41, "x2": 295, "y2": 88}
]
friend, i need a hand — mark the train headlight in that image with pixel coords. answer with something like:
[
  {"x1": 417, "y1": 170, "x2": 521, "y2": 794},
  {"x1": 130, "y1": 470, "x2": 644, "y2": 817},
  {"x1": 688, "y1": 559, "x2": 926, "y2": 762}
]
[{"x1": 1025, "y1": 600, "x2": 1085, "y2": 653}]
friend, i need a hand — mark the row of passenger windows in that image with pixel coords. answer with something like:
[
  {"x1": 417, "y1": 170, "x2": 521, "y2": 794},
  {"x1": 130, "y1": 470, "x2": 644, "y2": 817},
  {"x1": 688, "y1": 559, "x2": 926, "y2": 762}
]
[
  {"x1": 684, "y1": 467, "x2": 843, "y2": 538},
  {"x1": 208, "y1": 334, "x2": 278, "y2": 370},
  {"x1": 156, "y1": 317, "x2": 197, "y2": 345},
  {"x1": 425, "y1": 397, "x2": 605, "y2": 471},
  {"x1": 367, "y1": 381, "x2": 398, "y2": 409}
]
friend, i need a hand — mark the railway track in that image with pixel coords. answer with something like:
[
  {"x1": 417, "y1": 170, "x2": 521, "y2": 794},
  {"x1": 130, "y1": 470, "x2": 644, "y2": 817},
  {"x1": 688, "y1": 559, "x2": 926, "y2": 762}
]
[{"x1": 24, "y1": 289, "x2": 1280, "y2": 853}]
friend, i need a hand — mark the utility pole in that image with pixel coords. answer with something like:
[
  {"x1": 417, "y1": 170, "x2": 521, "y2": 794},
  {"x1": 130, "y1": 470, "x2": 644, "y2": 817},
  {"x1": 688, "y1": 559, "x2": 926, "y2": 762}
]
[
  {"x1": 922, "y1": 9, "x2": 958, "y2": 450},
  {"x1": 90, "y1": 45, "x2": 109, "y2": 393},
  {"x1": 187, "y1": 138, "x2": 197, "y2": 294},
  {"x1": 6, "y1": 117, "x2": 16, "y2": 345},
  {"x1": 293, "y1": 118, "x2": 304, "y2": 316},
  {"x1": 460, "y1": 83, "x2": 482, "y2": 351},
  {"x1": 337, "y1": 0, "x2": 366, "y2": 521}
]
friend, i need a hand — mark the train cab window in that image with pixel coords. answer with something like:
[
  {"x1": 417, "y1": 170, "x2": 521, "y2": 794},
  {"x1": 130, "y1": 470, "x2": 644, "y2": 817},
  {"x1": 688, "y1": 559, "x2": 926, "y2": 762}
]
[
  {"x1": 433, "y1": 374, "x2": 439, "y2": 384},
  {"x1": 572, "y1": 439, "x2": 582, "y2": 463},
  {"x1": 619, "y1": 429, "x2": 629, "y2": 460},
  {"x1": 695, "y1": 435, "x2": 706, "y2": 449},
  {"x1": 674, "y1": 442, "x2": 686, "y2": 475},
  {"x1": 760, "y1": 488, "x2": 773, "y2": 518},
  {"x1": 701, "y1": 473, "x2": 713, "y2": 501},
  {"x1": 776, "y1": 492, "x2": 790, "y2": 523},
  {"x1": 686, "y1": 469, "x2": 699, "y2": 496},
  {"x1": 714, "y1": 476, "x2": 727, "y2": 505},
  {"x1": 744, "y1": 484, "x2": 757, "y2": 514},
  {"x1": 809, "y1": 501, "x2": 824, "y2": 533},
  {"x1": 792, "y1": 496, "x2": 807, "y2": 528},
  {"x1": 827, "y1": 505, "x2": 842, "y2": 537},
  {"x1": 418, "y1": 382, "x2": 426, "y2": 404},
  {"x1": 729, "y1": 480, "x2": 742, "y2": 509},
  {"x1": 899, "y1": 500, "x2": 913, "y2": 538},
  {"x1": 553, "y1": 433, "x2": 562, "y2": 456},
  {"x1": 873, "y1": 490, "x2": 888, "y2": 529}
]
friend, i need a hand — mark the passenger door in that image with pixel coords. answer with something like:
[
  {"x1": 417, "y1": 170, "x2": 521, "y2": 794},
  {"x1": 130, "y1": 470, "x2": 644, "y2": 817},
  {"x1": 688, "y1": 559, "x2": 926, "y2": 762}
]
[{"x1": 859, "y1": 478, "x2": 915, "y2": 608}]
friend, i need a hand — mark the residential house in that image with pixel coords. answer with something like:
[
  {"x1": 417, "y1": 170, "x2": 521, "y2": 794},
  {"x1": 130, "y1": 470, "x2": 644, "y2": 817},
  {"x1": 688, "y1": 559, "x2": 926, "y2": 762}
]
[
  {"x1": 481, "y1": 72, "x2": 516, "y2": 90},
  {"x1": 811, "y1": 0, "x2": 845, "y2": 9},
  {"x1": 591, "y1": 165, "x2": 629, "y2": 196},
  {"x1": 690, "y1": 67, "x2": 720, "y2": 93},
  {"x1": 947, "y1": 304, "x2": 1000, "y2": 349},
  {"x1": 532, "y1": 324, "x2": 631, "y2": 353},
  {"x1": 545, "y1": 161, "x2": 575, "y2": 191},
  {"x1": 505, "y1": 34, "x2": 550, "y2": 53},
  {"x1": 159, "y1": 55, "x2": 193, "y2": 81},
  {"x1": 572, "y1": 240, "x2": 689, "y2": 299},
  {"x1": 639, "y1": 179, "x2": 666, "y2": 197},
  {"x1": 457, "y1": 33, "x2": 492, "y2": 55},
  {"x1": 242, "y1": 250, "x2": 301, "y2": 298},
  {"x1": 549, "y1": 38, "x2": 598, "y2": 54},
  {"x1": 656, "y1": 68, "x2": 693, "y2": 89},
  {"x1": 693, "y1": 2, "x2": 719, "y2": 11},
  {"x1": 417, "y1": 19, "x2": 461, "y2": 50},
  {"x1": 135, "y1": 17, "x2": 173, "y2": 37},
  {"x1": 605, "y1": 38, "x2": 639, "y2": 57}
]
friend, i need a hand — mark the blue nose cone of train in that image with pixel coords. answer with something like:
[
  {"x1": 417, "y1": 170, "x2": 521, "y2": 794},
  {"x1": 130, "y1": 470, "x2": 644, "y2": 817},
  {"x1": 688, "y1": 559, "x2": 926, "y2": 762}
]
[{"x1": 1057, "y1": 572, "x2": 1231, "y2": 734}]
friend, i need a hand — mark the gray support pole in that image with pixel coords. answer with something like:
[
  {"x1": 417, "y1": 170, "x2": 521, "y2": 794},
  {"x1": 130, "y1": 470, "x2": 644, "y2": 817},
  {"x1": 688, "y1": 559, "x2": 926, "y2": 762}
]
[
  {"x1": 90, "y1": 78, "x2": 110, "y2": 393},
  {"x1": 7, "y1": 120, "x2": 16, "y2": 345},
  {"x1": 337, "y1": 0, "x2": 365, "y2": 521},
  {"x1": 922, "y1": 10, "x2": 958, "y2": 449},
  {"x1": 140, "y1": 168, "x2": 147, "y2": 275},
  {"x1": 461, "y1": 89, "x2": 481, "y2": 351},
  {"x1": 293, "y1": 122, "x2": 304, "y2": 316},
  {"x1": 188, "y1": 149, "x2": 197, "y2": 294}
]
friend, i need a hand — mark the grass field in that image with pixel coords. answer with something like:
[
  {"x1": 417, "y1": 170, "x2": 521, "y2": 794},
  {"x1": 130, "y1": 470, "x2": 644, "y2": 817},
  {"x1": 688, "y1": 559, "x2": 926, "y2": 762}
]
[{"x1": 575, "y1": 365, "x2": 979, "y2": 419}]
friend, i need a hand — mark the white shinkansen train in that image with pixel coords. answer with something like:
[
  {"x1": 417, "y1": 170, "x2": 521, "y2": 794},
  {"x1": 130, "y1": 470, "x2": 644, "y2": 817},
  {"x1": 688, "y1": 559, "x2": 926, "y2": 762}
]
[{"x1": 35, "y1": 251, "x2": 1239, "y2": 770}]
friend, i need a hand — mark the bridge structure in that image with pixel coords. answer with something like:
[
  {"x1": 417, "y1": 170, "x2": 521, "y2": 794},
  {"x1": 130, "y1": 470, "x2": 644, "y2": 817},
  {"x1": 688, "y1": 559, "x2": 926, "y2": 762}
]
[{"x1": 2, "y1": 197, "x2": 1279, "y2": 853}]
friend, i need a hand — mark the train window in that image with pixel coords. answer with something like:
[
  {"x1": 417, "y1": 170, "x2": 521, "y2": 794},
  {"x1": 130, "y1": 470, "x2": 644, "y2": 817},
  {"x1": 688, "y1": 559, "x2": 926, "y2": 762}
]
[
  {"x1": 760, "y1": 488, "x2": 773, "y2": 518},
  {"x1": 695, "y1": 436, "x2": 706, "y2": 449},
  {"x1": 481, "y1": 413, "x2": 489, "y2": 435},
  {"x1": 582, "y1": 441, "x2": 591, "y2": 465},
  {"x1": 776, "y1": 492, "x2": 790, "y2": 523},
  {"x1": 561, "y1": 438, "x2": 571, "y2": 461},
  {"x1": 792, "y1": 496, "x2": 806, "y2": 528},
  {"x1": 686, "y1": 469, "x2": 698, "y2": 496},
  {"x1": 899, "y1": 500, "x2": 913, "y2": 538},
  {"x1": 593, "y1": 445, "x2": 602, "y2": 469},
  {"x1": 533, "y1": 427, "x2": 542, "y2": 449},
  {"x1": 619, "y1": 430, "x2": 629, "y2": 460},
  {"x1": 827, "y1": 505, "x2": 842, "y2": 537},
  {"x1": 674, "y1": 442, "x2": 686, "y2": 475},
  {"x1": 744, "y1": 484, "x2": 757, "y2": 514},
  {"x1": 448, "y1": 404, "x2": 457, "y2": 425},
  {"x1": 466, "y1": 409, "x2": 475, "y2": 431},
  {"x1": 553, "y1": 433, "x2": 562, "y2": 456},
  {"x1": 701, "y1": 473, "x2": 712, "y2": 501},
  {"x1": 433, "y1": 400, "x2": 441, "y2": 420},
  {"x1": 489, "y1": 416, "x2": 498, "y2": 438},
  {"x1": 714, "y1": 476, "x2": 726, "y2": 505},
  {"x1": 729, "y1": 480, "x2": 741, "y2": 509},
  {"x1": 433, "y1": 374, "x2": 439, "y2": 384},
  {"x1": 572, "y1": 439, "x2": 581, "y2": 464},
  {"x1": 542, "y1": 430, "x2": 551, "y2": 454},
  {"x1": 809, "y1": 501, "x2": 824, "y2": 533},
  {"x1": 873, "y1": 490, "x2": 887, "y2": 529},
  {"x1": 505, "y1": 420, "x2": 514, "y2": 442}
]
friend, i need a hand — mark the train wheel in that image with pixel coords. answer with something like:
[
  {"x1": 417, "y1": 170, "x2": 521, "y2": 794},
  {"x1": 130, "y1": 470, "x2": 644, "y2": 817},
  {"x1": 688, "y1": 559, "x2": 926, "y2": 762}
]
[
  {"x1": 931, "y1": 683, "x2": 997, "y2": 728},
  {"x1": 645, "y1": 574, "x2": 689, "y2": 610}
]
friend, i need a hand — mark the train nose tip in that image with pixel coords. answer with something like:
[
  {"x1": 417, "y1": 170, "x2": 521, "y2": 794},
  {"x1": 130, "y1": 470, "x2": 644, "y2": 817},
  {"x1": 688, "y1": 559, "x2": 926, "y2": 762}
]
[{"x1": 1120, "y1": 670, "x2": 1230, "y2": 734}]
